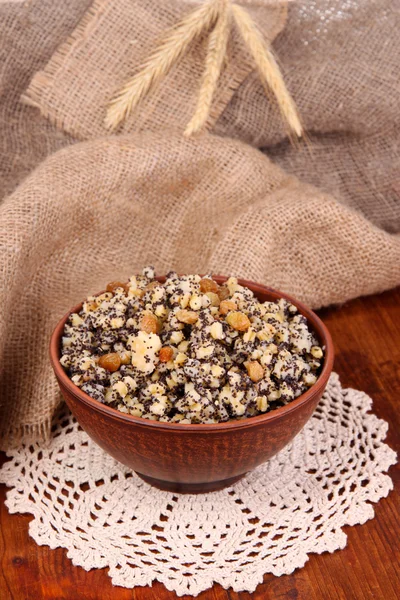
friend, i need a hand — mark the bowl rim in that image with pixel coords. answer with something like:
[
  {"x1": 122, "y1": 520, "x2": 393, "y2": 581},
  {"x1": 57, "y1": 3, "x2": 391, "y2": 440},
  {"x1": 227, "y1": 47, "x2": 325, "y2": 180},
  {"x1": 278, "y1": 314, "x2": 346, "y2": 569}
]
[{"x1": 50, "y1": 276, "x2": 334, "y2": 432}]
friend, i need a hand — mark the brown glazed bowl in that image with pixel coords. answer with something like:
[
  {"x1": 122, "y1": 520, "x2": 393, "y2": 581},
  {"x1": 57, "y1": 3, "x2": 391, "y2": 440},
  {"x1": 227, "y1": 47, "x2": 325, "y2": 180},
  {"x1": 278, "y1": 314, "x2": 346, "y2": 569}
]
[{"x1": 50, "y1": 277, "x2": 334, "y2": 494}]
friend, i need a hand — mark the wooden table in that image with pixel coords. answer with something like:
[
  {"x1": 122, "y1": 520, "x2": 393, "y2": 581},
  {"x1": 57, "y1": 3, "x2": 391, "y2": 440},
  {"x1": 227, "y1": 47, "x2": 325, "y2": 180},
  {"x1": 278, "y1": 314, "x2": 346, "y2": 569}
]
[{"x1": 1, "y1": 288, "x2": 399, "y2": 600}]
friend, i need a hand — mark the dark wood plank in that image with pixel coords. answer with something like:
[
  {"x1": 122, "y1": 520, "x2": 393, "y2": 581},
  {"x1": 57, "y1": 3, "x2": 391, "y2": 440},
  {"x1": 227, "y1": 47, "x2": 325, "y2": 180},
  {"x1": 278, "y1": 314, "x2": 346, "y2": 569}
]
[{"x1": 1, "y1": 288, "x2": 399, "y2": 600}]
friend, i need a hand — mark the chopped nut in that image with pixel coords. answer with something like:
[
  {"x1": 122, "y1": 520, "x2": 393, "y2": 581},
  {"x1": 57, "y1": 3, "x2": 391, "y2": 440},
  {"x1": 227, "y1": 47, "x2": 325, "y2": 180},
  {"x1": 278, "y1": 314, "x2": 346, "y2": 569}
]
[
  {"x1": 189, "y1": 294, "x2": 203, "y2": 310},
  {"x1": 226, "y1": 311, "x2": 251, "y2": 331},
  {"x1": 130, "y1": 331, "x2": 162, "y2": 373},
  {"x1": 114, "y1": 381, "x2": 128, "y2": 398},
  {"x1": 180, "y1": 293, "x2": 191, "y2": 308},
  {"x1": 130, "y1": 288, "x2": 144, "y2": 298},
  {"x1": 70, "y1": 313, "x2": 84, "y2": 327},
  {"x1": 256, "y1": 323, "x2": 276, "y2": 341},
  {"x1": 205, "y1": 292, "x2": 220, "y2": 307},
  {"x1": 140, "y1": 313, "x2": 160, "y2": 334},
  {"x1": 196, "y1": 345, "x2": 214, "y2": 359},
  {"x1": 303, "y1": 373, "x2": 317, "y2": 386},
  {"x1": 119, "y1": 351, "x2": 131, "y2": 365},
  {"x1": 96, "y1": 292, "x2": 113, "y2": 303},
  {"x1": 211, "y1": 364, "x2": 225, "y2": 378},
  {"x1": 178, "y1": 340, "x2": 190, "y2": 352},
  {"x1": 84, "y1": 301, "x2": 98, "y2": 312},
  {"x1": 110, "y1": 317, "x2": 124, "y2": 329},
  {"x1": 175, "y1": 352, "x2": 188, "y2": 365},
  {"x1": 159, "y1": 346, "x2": 174, "y2": 363},
  {"x1": 199, "y1": 278, "x2": 219, "y2": 294},
  {"x1": 219, "y1": 300, "x2": 237, "y2": 315},
  {"x1": 59, "y1": 355, "x2": 71, "y2": 368},
  {"x1": 245, "y1": 361, "x2": 264, "y2": 382},
  {"x1": 260, "y1": 353, "x2": 273, "y2": 367},
  {"x1": 155, "y1": 304, "x2": 167, "y2": 318},
  {"x1": 210, "y1": 321, "x2": 224, "y2": 340},
  {"x1": 176, "y1": 309, "x2": 198, "y2": 324},
  {"x1": 170, "y1": 331, "x2": 184, "y2": 344},
  {"x1": 256, "y1": 395, "x2": 268, "y2": 412},
  {"x1": 243, "y1": 327, "x2": 256, "y2": 342},
  {"x1": 275, "y1": 329, "x2": 289, "y2": 343},
  {"x1": 98, "y1": 353, "x2": 121, "y2": 372},
  {"x1": 106, "y1": 281, "x2": 129, "y2": 294},
  {"x1": 311, "y1": 346, "x2": 323, "y2": 359},
  {"x1": 218, "y1": 285, "x2": 230, "y2": 300}
]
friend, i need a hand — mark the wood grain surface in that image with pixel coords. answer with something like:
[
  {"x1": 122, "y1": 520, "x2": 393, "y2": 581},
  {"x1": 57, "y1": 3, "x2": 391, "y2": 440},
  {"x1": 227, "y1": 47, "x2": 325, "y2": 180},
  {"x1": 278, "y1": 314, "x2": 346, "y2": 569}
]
[{"x1": 1, "y1": 287, "x2": 399, "y2": 600}]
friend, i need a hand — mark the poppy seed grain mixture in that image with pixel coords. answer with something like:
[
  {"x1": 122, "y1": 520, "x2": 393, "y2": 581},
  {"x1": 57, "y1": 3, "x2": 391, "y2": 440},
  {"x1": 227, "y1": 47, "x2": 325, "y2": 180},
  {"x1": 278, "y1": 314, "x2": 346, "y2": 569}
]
[{"x1": 60, "y1": 268, "x2": 323, "y2": 423}]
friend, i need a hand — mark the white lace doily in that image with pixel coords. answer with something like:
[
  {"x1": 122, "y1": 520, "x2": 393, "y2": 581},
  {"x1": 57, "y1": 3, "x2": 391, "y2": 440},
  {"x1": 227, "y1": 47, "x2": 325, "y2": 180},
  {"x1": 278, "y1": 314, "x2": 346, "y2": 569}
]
[{"x1": 0, "y1": 373, "x2": 396, "y2": 597}]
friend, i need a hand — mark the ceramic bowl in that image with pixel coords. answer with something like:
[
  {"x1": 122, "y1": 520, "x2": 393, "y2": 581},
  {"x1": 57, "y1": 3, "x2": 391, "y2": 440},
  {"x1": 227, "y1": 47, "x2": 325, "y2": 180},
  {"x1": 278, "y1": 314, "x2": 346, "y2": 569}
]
[{"x1": 50, "y1": 277, "x2": 334, "y2": 494}]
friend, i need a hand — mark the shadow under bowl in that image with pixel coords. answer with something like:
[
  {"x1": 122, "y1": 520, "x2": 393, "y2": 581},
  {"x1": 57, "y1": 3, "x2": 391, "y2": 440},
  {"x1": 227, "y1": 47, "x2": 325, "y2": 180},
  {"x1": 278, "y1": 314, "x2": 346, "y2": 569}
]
[{"x1": 50, "y1": 276, "x2": 334, "y2": 494}]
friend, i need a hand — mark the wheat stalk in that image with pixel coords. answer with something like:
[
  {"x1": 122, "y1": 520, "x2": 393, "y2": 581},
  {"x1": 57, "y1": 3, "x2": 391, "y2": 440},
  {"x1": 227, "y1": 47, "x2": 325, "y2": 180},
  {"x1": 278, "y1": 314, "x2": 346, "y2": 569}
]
[
  {"x1": 232, "y1": 3, "x2": 303, "y2": 138},
  {"x1": 184, "y1": 0, "x2": 230, "y2": 136},
  {"x1": 105, "y1": 0, "x2": 220, "y2": 130}
]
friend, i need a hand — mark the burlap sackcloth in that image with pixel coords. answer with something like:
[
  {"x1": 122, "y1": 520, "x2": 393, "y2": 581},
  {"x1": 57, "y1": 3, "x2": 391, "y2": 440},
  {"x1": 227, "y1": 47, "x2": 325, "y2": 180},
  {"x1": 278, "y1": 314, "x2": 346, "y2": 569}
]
[
  {"x1": 1, "y1": 132, "x2": 400, "y2": 448},
  {"x1": 0, "y1": 0, "x2": 399, "y2": 447},
  {"x1": 0, "y1": 0, "x2": 92, "y2": 200},
  {"x1": 20, "y1": 0, "x2": 286, "y2": 141},
  {"x1": 18, "y1": 0, "x2": 400, "y2": 233}
]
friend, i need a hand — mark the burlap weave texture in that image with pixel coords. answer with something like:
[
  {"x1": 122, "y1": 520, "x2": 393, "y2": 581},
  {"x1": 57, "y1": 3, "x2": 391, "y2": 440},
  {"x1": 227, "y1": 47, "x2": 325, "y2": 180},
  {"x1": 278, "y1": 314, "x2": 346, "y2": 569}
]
[{"x1": 1, "y1": 133, "x2": 399, "y2": 448}]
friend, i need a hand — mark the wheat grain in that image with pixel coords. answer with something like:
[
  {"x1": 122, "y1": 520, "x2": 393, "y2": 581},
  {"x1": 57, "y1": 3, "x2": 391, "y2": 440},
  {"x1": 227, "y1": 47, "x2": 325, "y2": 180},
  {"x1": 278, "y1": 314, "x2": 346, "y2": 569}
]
[
  {"x1": 184, "y1": 0, "x2": 230, "y2": 137},
  {"x1": 232, "y1": 3, "x2": 303, "y2": 138},
  {"x1": 105, "y1": 0, "x2": 220, "y2": 130}
]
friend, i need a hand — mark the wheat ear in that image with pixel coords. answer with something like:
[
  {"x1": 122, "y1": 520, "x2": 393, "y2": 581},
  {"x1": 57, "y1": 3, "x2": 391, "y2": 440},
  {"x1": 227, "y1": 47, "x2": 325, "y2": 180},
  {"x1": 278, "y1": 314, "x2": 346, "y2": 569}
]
[
  {"x1": 232, "y1": 3, "x2": 302, "y2": 138},
  {"x1": 184, "y1": 0, "x2": 230, "y2": 137},
  {"x1": 105, "y1": 0, "x2": 220, "y2": 130}
]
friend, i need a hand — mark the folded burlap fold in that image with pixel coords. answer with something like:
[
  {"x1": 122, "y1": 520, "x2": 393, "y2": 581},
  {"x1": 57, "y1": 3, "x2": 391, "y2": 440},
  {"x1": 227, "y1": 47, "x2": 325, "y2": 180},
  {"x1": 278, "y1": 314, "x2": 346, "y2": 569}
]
[
  {"x1": 16, "y1": 0, "x2": 400, "y2": 234},
  {"x1": 1, "y1": 132, "x2": 400, "y2": 448}
]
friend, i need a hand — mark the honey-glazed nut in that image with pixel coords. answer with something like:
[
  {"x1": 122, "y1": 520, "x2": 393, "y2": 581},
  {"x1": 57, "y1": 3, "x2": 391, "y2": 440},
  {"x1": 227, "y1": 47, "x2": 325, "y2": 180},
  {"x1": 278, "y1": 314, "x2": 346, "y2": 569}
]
[
  {"x1": 218, "y1": 285, "x2": 230, "y2": 300},
  {"x1": 85, "y1": 301, "x2": 98, "y2": 312},
  {"x1": 98, "y1": 353, "x2": 121, "y2": 372},
  {"x1": 143, "y1": 281, "x2": 160, "y2": 292},
  {"x1": 159, "y1": 346, "x2": 174, "y2": 363},
  {"x1": 106, "y1": 281, "x2": 129, "y2": 294},
  {"x1": 245, "y1": 361, "x2": 264, "y2": 382},
  {"x1": 206, "y1": 291, "x2": 220, "y2": 307},
  {"x1": 226, "y1": 311, "x2": 251, "y2": 332},
  {"x1": 219, "y1": 299, "x2": 237, "y2": 315},
  {"x1": 140, "y1": 313, "x2": 161, "y2": 334},
  {"x1": 176, "y1": 309, "x2": 199, "y2": 324},
  {"x1": 130, "y1": 288, "x2": 144, "y2": 298},
  {"x1": 119, "y1": 351, "x2": 131, "y2": 365},
  {"x1": 226, "y1": 311, "x2": 250, "y2": 331},
  {"x1": 199, "y1": 278, "x2": 219, "y2": 294}
]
